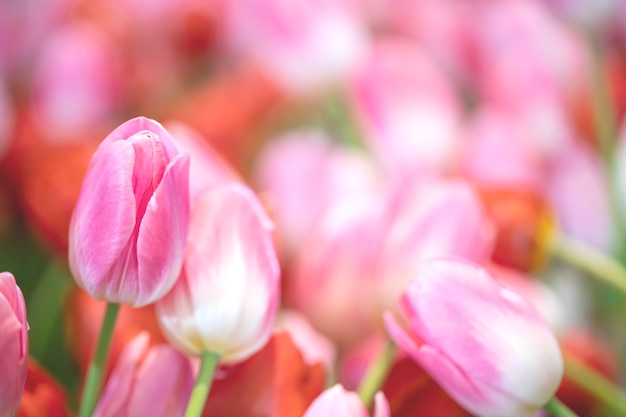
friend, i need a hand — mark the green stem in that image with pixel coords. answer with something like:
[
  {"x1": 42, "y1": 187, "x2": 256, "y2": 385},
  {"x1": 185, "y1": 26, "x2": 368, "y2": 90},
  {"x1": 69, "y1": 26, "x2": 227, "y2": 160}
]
[
  {"x1": 324, "y1": 90, "x2": 362, "y2": 149},
  {"x1": 78, "y1": 302, "x2": 121, "y2": 417},
  {"x1": 544, "y1": 397, "x2": 579, "y2": 417},
  {"x1": 586, "y1": 32, "x2": 626, "y2": 260},
  {"x1": 549, "y1": 233, "x2": 626, "y2": 297},
  {"x1": 184, "y1": 350, "x2": 220, "y2": 417},
  {"x1": 357, "y1": 339, "x2": 395, "y2": 407},
  {"x1": 563, "y1": 354, "x2": 626, "y2": 414}
]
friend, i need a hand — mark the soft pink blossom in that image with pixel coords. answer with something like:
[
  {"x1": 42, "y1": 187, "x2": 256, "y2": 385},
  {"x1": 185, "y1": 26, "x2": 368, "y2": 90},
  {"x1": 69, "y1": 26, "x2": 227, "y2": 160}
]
[
  {"x1": 222, "y1": 0, "x2": 368, "y2": 94},
  {"x1": 385, "y1": 259, "x2": 563, "y2": 417},
  {"x1": 32, "y1": 23, "x2": 123, "y2": 141},
  {"x1": 69, "y1": 117, "x2": 190, "y2": 307},
  {"x1": 156, "y1": 183, "x2": 280, "y2": 363},
  {"x1": 303, "y1": 384, "x2": 389, "y2": 417},
  {"x1": 350, "y1": 38, "x2": 461, "y2": 176},
  {"x1": 94, "y1": 333, "x2": 195, "y2": 417},
  {"x1": 547, "y1": 140, "x2": 613, "y2": 252},
  {"x1": 289, "y1": 190, "x2": 381, "y2": 347},
  {"x1": 367, "y1": 179, "x2": 493, "y2": 321},
  {"x1": 0, "y1": 272, "x2": 28, "y2": 417},
  {"x1": 254, "y1": 130, "x2": 379, "y2": 252}
]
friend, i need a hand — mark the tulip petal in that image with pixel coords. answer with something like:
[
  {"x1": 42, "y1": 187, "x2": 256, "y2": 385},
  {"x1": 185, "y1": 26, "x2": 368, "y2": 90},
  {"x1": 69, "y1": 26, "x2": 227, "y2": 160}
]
[
  {"x1": 0, "y1": 297, "x2": 24, "y2": 416},
  {"x1": 129, "y1": 346, "x2": 194, "y2": 417},
  {"x1": 102, "y1": 117, "x2": 181, "y2": 161},
  {"x1": 94, "y1": 333, "x2": 149, "y2": 417},
  {"x1": 373, "y1": 392, "x2": 390, "y2": 417},
  {"x1": 135, "y1": 153, "x2": 190, "y2": 307},
  {"x1": 69, "y1": 140, "x2": 136, "y2": 297}
]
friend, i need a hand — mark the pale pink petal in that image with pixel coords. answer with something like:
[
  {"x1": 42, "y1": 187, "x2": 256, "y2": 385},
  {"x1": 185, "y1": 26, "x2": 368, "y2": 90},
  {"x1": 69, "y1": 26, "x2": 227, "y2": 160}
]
[
  {"x1": 94, "y1": 333, "x2": 149, "y2": 417},
  {"x1": 303, "y1": 385, "x2": 368, "y2": 417},
  {"x1": 128, "y1": 346, "x2": 194, "y2": 417},
  {"x1": 372, "y1": 392, "x2": 390, "y2": 417}
]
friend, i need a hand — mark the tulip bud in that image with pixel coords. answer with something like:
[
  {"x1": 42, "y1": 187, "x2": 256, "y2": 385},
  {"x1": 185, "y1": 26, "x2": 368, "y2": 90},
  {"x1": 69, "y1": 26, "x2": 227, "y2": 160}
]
[
  {"x1": 303, "y1": 385, "x2": 389, "y2": 417},
  {"x1": 94, "y1": 333, "x2": 195, "y2": 417},
  {"x1": 384, "y1": 259, "x2": 563, "y2": 417},
  {"x1": 156, "y1": 183, "x2": 280, "y2": 364},
  {"x1": 0, "y1": 272, "x2": 28, "y2": 417},
  {"x1": 68, "y1": 117, "x2": 190, "y2": 307}
]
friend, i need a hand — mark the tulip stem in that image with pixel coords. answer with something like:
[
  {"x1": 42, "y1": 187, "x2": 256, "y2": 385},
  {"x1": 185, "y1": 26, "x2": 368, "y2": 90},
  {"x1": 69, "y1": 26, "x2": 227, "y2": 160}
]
[
  {"x1": 324, "y1": 90, "x2": 362, "y2": 149},
  {"x1": 544, "y1": 397, "x2": 579, "y2": 417},
  {"x1": 357, "y1": 338, "x2": 395, "y2": 407},
  {"x1": 184, "y1": 350, "x2": 220, "y2": 417},
  {"x1": 563, "y1": 353, "x2": 626, "y2": 414},
  {"x1": 78, "y1": 302, "x2": 120, "y2": 417},
  {"x1": 587, "y1": 31, "x2": 626, "y2": 260},
  {"x1": 548, "y1": 233, "x2": 626, "y2": 297}
]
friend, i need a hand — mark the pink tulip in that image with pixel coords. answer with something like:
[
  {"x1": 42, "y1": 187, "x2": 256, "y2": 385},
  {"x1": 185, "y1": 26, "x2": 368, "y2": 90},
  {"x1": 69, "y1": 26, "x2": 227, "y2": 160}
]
[
  {"x1": 385, "y1": 259, "x2": 563, "y2": 417},
  {"x1": 547, "y1": 140, "x2": 612, "y2": 252},
  {"x1": 156, "y1": 183, "x2": 280, "y2": 363},
  {"x1": 94, "y1": 333, "x2": 195, "y2": 417},
  {"x1": 222, "y1": 0, "x2": 368, "y2": 94},
  {"x1": 68, "y1": 117, "x2": 190, "y2": 307},
  {"x1": 32, "y1": 23, "x2": 123, "y2": 141},
  {"x1": 254, "y1": 129, "x2": 379, "y2": 252},
  {"x1": 303, "y1": 384, "x2": 389, "y2": 417},
  {"x1": 290, "y1": 178, "x2": 492, "y2": 347},
  {"x1": 0, "y1": 272, "x2": 28, "y2": 417},
  {"x1": 349, "y1": 38, "x2": 461, "y2": 176},
  {"x1": 366, "y1": 178, "x2": 494, "y2": 321}
]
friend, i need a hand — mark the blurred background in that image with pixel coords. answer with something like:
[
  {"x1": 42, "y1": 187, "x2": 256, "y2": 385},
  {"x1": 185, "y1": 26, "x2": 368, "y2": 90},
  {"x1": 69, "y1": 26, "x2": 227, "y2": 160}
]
[{"x1": 4, "y1": 0, "x2": 626, "y2": 416}]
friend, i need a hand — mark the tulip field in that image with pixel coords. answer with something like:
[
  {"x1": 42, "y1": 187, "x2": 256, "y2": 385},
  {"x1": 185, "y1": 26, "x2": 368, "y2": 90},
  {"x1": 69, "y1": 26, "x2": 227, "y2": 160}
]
[{"x1": 3, "y1": 1, "x2": 626, "y2": 416}]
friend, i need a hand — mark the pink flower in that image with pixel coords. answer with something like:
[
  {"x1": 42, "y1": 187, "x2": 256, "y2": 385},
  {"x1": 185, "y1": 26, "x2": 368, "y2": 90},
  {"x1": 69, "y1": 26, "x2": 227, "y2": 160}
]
[
  {"x1": 366, "y1": 179, "x2": 493, "y2": 321},
  {"x1": 349, "y1": 38, "x2": 461, "y2": 176},
  {"x1": 68, "y1": 117, "x2": 190, "y2": 307},
  {"x1": 94, "y1": 333, "x2": 195, "y2": 417},
  {"x1": 32, "y1": 23, "x2": 123, "y2": 141},
  {"x1": 385, "y1": 259, "x2": 563, "y2": 417},
  {"x1": 156, "y1": 183, "x2": 280, "y2": 363},
  {"x1": 222, "y1": 0, "x2": 368, "y2": 94},
  {"x1": 303, "y1": 384, "x2": 389, "y2": 417},
  {"x1": 0, "y1": 272, "x2": 28, "y2": 417},
  {"x1": 254, "y1": 129, "x2": 379, "y2": 252},
  {"x1": 547, "y1": 140, "x2": 612, "y2": 252}
]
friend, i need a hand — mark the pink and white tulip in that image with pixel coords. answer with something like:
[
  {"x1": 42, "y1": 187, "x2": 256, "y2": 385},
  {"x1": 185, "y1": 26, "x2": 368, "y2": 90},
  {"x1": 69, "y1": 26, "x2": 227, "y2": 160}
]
[
  {"x1": 385, "y1": 259, "x2": 563, "y2": 417},
  {"x1": 68, "y1": 117, "x2": 190, "y2": 307},
  {"x1": 156, "y1": 183, "x2": 280, "y2": 364},
  {"x1": 303, "y1": 384, "x2": 389, "y2": 417},
  {"x1": 0, "y1": 272, "x2": 28, "y2": 417},
  {"x1": 94, "y1": 333, "x2": 195, "y2": 417}
]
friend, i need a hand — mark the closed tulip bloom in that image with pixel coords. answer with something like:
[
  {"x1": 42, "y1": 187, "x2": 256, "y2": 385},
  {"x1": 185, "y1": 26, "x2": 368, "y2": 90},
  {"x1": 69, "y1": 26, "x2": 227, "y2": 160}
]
[
  {"x1": 384, "y1": 259, "x2": 563, "y2": 417},
  {"x1": 94, "y1": 333, "x2": 194, "y2": 417},
  {"x1": 69, "y1": 117, "x2": 190, "y2": 307},
  {"x1": 156, "y1": 183, "x2": 280, "y2": 364},
  {"x1": 0, "y1": 272, "x2": 28, "y2": 417},
  {"x1": 303, "y1": 385, "x2": 389, "y2": 417}
]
